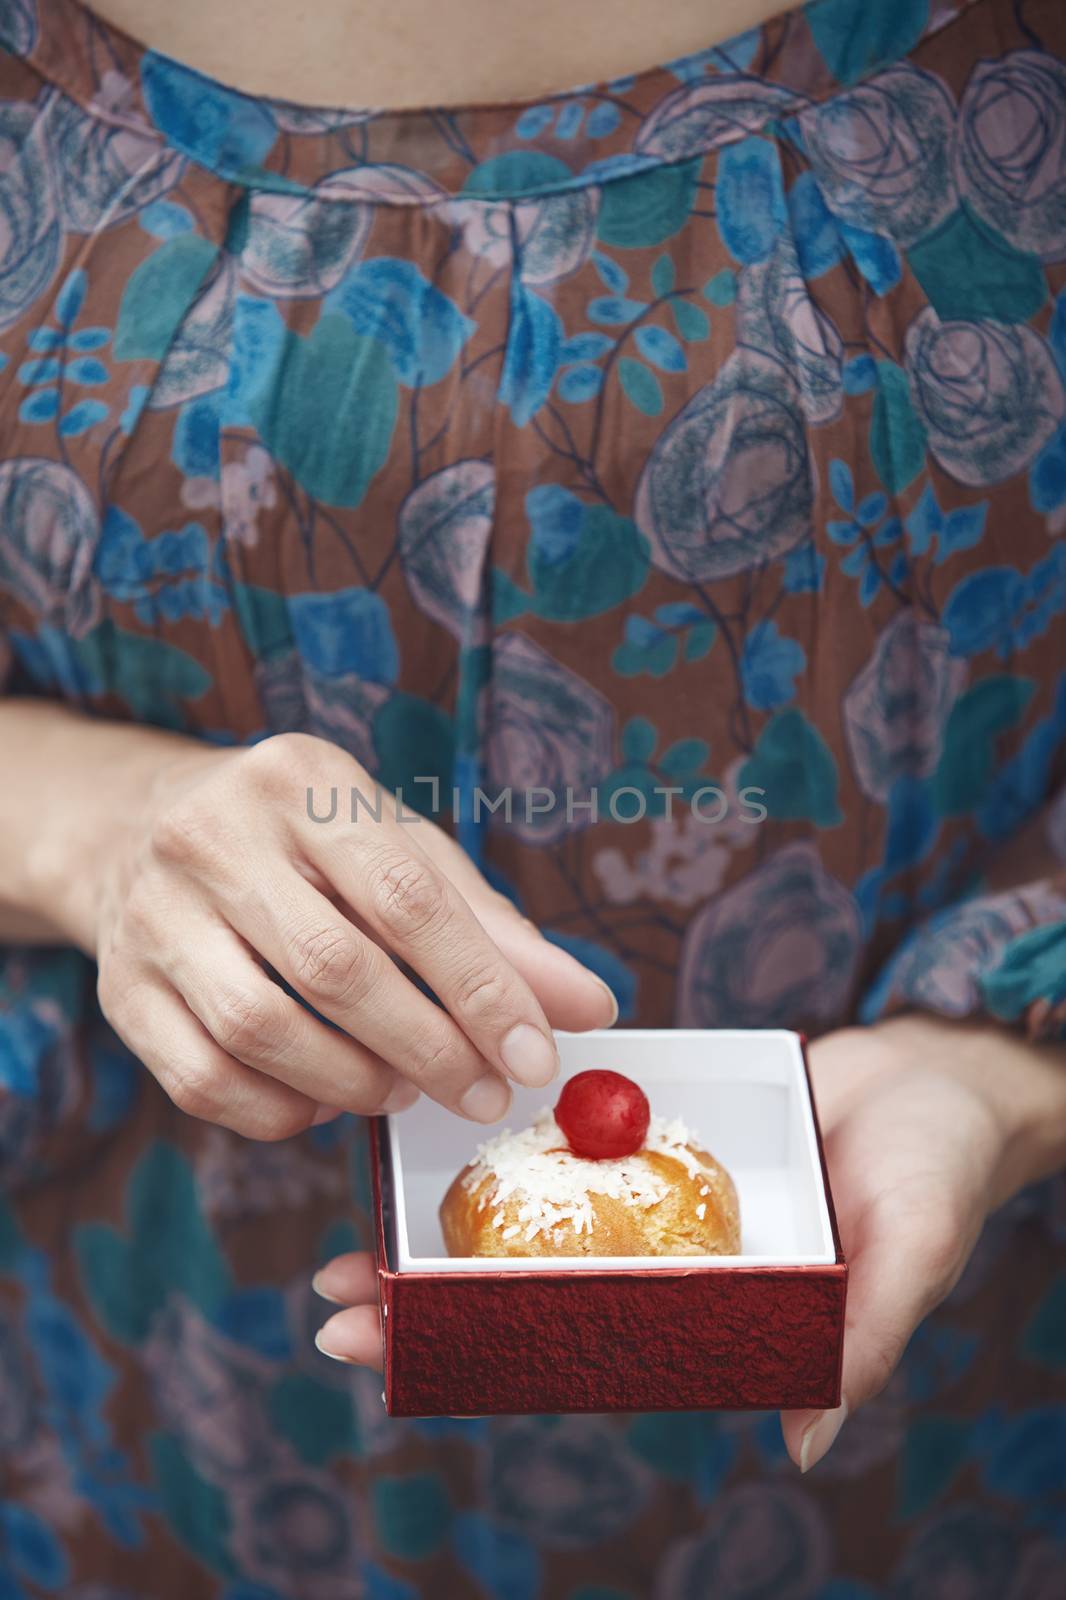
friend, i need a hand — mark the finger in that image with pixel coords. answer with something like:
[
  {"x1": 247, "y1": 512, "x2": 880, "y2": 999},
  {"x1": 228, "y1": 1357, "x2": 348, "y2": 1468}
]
[
  {"x1": 419, "y1": 830, "x2": 618, "y2": 1031},
  {"x1": 224, "y1": 870, "x2": 515, "y2": 1124},
  {"x1": 111, "y1": 975, "x2": 326, "y2": 1140},
  {"x1": 315, "y1": 1305, "x2": 383, "y2": 1369},
  {"x1": 781, "y1": 1195, "x2": 969, "y2": 1472},
  {"x1": 310, "y1": 828, "x2": 562, "y2": 1090},
  {"x1": 311, "y1": 1251, "x2": 378, "y2": 1308},
  {"x1": 473, "y1": 904, "x2": 619, "y2": 1031},
  {"x1": 166, "y1": 920, "x2": 419, "y2": 1117}
]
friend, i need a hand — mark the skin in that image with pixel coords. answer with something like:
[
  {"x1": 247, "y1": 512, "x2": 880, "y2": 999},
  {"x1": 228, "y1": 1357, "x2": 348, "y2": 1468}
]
[
  {"x1": 80, "y1": 0, "x2": 800, "y2": 109},
  {"x1": 311, "y1": 1014, "x2": 1066, "y2": 1470}
]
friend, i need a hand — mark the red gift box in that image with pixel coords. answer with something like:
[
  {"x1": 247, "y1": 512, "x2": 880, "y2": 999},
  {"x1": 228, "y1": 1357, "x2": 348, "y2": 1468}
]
[{"x1": 370, "y1": 1029, "x2": 846, "y2": 1417}]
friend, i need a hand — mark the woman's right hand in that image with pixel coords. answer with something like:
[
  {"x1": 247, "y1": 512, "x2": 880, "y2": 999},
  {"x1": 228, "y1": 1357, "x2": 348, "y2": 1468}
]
[{"x1": 77, "y1": 730, "x2": 616, "y2": 1139}]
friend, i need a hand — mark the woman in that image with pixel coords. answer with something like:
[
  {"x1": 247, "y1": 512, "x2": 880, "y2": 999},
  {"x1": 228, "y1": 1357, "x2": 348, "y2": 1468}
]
[{"x1": 1, "y1": 0, "x2": 1064, "y2": 1593}]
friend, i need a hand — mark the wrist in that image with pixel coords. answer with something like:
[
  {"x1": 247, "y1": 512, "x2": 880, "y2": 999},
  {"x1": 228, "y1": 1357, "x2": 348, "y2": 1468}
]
[{"x1": 25, "y1": 721, "x2": 222, "y2": 954}]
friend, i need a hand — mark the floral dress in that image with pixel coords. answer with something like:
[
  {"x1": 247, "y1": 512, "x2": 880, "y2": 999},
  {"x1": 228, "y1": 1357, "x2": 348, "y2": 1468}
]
[{"x1": 1, "y1": 0, "x2": 1065, "y2": 1593}]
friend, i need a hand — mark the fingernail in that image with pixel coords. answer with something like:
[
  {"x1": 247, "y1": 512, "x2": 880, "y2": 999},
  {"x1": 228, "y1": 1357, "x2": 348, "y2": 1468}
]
[
  {"x1": 594, "y1": 978, "x2": 619, "y2": 1026},
  {"x1": 799, "y1": 1400, "x2": 848, "y2": 1473},
  {"x1": 314, "y1": 1328, "x2": 357, "y2": 1363},
  {"x1": 312, "y1": 1105, "x2": 342, "y2": 1125},
  {"x1": 311, "y1": 1270, "x2": 344, "y2": 1306},
  {"x1": 459, "y1": 1074, "x2": 512, "y2": 1123},
  {"x1": 381, "y1": 1081, "x2": 420, "y2": 1114},
  {"x1": 500, "y1": 1022, "x2": 559, "y2": 1087}
]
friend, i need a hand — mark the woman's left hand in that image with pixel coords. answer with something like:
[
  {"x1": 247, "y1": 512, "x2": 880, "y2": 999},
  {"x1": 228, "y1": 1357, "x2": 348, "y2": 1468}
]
[{"x1": 310, "y1": 1014, "x2": 1066, "y2": 1462}]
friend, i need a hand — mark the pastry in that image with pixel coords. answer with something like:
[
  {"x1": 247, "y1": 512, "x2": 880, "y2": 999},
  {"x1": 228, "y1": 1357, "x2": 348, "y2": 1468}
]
[{"x1": 439, "y1": 1068, "x2": 740, "y2": 1257}]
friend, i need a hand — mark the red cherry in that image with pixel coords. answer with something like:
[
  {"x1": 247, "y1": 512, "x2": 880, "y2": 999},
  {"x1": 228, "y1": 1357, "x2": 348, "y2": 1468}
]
[{"x1": 555, "y1": 1069, "x2": 650, "y2": 1160}]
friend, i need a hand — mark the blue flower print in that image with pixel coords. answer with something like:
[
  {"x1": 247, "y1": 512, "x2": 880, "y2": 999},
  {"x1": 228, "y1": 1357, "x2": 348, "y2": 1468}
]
[
  {"x1": 16, "y1": 270, "x2": 113, "y2": 436},
  {"x1": 905, "y1": 484, "x2": 988, "y2": 565},
  {"x1": 740, "y1": 621, "x2": 806, "y2": 710}
]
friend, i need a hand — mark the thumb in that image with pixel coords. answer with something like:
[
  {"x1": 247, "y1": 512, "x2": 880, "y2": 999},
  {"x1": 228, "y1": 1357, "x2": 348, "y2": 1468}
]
[{"x1": 781, "y1": 1201, "x2": 964, "y2": 1472}]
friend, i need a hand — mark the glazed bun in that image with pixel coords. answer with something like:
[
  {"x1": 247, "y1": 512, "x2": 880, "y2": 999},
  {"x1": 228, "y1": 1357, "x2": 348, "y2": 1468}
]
[{"x1": 439, "y1": 1108, "x2": 740, "y2": 1258}]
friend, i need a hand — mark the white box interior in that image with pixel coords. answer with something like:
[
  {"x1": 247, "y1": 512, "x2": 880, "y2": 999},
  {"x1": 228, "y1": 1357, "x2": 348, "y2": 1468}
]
[{"x1": 386, "y1": 1029, "x2": 836, "y2": 1271}]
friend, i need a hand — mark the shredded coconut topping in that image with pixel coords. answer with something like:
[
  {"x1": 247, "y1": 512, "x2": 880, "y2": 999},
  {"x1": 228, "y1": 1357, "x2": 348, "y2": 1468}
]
[{"x1": 460, "y1": 1106, "x2": 707, "y2": 1243}]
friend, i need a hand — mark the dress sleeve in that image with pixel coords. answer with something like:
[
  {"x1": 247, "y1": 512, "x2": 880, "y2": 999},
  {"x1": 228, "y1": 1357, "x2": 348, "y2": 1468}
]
[{"x1": 860, "y1": 787, "x2": 1066, "y2": 1043}]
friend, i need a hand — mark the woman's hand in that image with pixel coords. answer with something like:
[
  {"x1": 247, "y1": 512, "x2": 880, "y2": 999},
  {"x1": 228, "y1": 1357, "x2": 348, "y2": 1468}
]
[
  {"x1": 311, "y1": 1015, "x2": 1066, "y2": 1449},
  {"x1": 784, "y1": 1015, "x2": 1066, "y2": 1470},
  {"x1": 17, "y1": 714, "x2": 616, "y2": 1140}
]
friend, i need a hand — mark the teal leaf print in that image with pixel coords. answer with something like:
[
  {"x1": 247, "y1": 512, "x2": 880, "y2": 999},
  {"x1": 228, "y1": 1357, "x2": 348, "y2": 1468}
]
[
  {"x1": 804, "y1": 0, "x2": 929, "y2": 86},
  {"x1": 527, "y1": 493, "x2": 649, "y2": 619},
  {"x1": 149, "y1": 1433, "x2": 236, "y2": 1578},
  {"x1": 618, "y1": 356, "x2": 663, "y2": 415},
  {"x1": 328, "y1": 258, "x2": 475, "y2": 387},
  {"x1": 870, "y1": 359, "x2": 927, "y2": 494},
  {"x1": 612, "y1": 615, "x2": 679, "y2": 677},
  {"x1": 1023, "y1": 1273, "x2": 1066, "y2": 1370},
  {"x1": 703, "y1": 269, "x2": 737, "y2": 306},
  {"x1": 373, "y1": 693, "x2": 455, "y2": 810},
  {"x1": 635, "y1": 324, "x2": 686, "y2": 372},
  {"x1": 739, "y1": 709, "x2": 843, "y2": 826},
  {"x1": 980, "y1": 921, "x2": 1066, "y2": 1020},
  {"x1": 76, "y1": 621, "x2": 213, "y2": 724},
  {"x1": 908, "y1": 206, "x2": 1047, "y2": 324},
  {"x1": 113, "y1": 235, "x2": 219, "y2": 361},
  {"x1": 232, "y1": 581, "x2": 293, "y2": 662},
  {"x1": 670, "y1": 298, "x2": 710, "y2": 342},
  {"x1": 372, "y1": 1473, "x2": 453, "y2": 1561},
  {"x1": 595, "y1": 158, "x2": 700, "y2": 248},
  {"x1": 248, "y1": 312, "x2": 397, "y2": 507},
  {"x1": 715, "y1": 136, "x2": 787, "y2": 265},
  {"x1": 898, "y1": 1417, "x2": 974, "y2": 1520},
  {"x1": 129, "y1": 1140, "x2": 232, "y2": 1312},
  {"x1": 684, "y1": 620, "x2": 717, "y2": 660},
  {"x1": 651, "y1": 254, "x2": 675, "y2": 297},
  {"x1": 268, "y1": 1374, "x2": 360, "y2": 1465},
  {"x1": 931, "y1": 675, "x2": 1036, "y2": 815},
  {"x1": 659, "y1": 737, "x2": 710, "y2": 777},
  {"x1": 621, "y1": 716, "x2": 657, "y2": 763}
]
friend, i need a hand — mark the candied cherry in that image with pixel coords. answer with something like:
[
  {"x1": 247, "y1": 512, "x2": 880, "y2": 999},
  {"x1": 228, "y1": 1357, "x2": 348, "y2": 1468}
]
[{"x1": 555, "y1": 1069, "x2": 650, "y2": 1159}]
